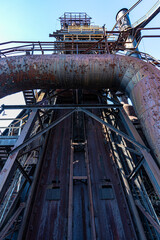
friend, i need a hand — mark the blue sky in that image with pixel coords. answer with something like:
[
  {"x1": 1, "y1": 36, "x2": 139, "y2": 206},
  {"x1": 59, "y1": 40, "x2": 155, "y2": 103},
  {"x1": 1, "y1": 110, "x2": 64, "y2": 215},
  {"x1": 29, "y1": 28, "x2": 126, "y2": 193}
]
[
  {"x1": 0, "y1": 0, "x2": 159, "y2": 126},
  {"x1": 0, "y1": 0, "x2": 159, "y2": 58}
]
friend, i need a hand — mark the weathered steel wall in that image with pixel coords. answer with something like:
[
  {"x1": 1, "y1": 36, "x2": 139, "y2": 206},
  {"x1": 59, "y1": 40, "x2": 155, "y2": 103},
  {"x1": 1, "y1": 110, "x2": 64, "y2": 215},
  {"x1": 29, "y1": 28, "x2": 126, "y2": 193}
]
[
  {"x1": 0, "y1": 54, "x2": 159, "y2": 164},
  {"x1": 21, "y1": 109, "x2": 137, "y2": 240}
]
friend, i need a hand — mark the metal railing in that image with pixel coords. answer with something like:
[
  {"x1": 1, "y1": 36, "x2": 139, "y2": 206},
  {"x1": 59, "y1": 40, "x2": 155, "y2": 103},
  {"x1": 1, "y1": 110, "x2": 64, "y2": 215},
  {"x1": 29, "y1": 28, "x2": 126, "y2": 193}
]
[
  {"x1": 0, "y1": 115, "x2": 28, "y2": 136},
  {"x1": 68, "y1": 25, "x2": 104, "y2": 33},
  {"x1": 0, "y1": 29, "x2": 159, "y2": 67}
]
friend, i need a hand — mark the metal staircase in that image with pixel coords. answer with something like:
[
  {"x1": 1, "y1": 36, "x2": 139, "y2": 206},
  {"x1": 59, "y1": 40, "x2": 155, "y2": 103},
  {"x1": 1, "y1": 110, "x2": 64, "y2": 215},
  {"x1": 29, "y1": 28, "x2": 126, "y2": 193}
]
[
  {"x1": 23, "y1": 90, "x2": 36, "y2": 105},
  {"x1": 0, "y1": 146, "x2": 10, "y2": 168}
]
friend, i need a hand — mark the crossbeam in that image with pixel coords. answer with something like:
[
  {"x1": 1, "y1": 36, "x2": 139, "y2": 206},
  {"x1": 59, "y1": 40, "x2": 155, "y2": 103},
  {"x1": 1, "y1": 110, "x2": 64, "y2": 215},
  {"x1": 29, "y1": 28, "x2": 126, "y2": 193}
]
[{"x1": 0, "y1": 103, "x2": 122, "y2": 112}]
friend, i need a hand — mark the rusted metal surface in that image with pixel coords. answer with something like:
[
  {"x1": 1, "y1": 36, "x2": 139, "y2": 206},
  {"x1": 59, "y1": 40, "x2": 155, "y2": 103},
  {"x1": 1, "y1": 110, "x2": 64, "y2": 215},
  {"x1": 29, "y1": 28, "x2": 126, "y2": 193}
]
[
  {"x1": 67, "y1": 144, "x2": 74, "y2": 240},
  {"x1": 20, "y1": 109, "x2": 137, "y2": 239},
  {"x1": 101, "y1": 110, "x2": 146, "y2": 240},
  {"x1": 0, "y1": 54, "x2": 159, "y2": 164},
  {"x1": 85, "y1": 109, "x2": 137, "y2": 239},
  {"x1": 84, "y1": 145, "x2": 96, "y2": 240},
  {"x1": 22, "y1": 111, "x2": 72, "y2": 240}
]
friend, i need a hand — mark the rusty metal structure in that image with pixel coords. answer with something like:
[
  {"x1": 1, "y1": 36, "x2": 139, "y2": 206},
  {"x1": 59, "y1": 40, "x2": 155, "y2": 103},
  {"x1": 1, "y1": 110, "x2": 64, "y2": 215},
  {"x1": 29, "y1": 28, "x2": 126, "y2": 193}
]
[{"x1": 0, "y1": 1, "x2": 160, "y2": 239}]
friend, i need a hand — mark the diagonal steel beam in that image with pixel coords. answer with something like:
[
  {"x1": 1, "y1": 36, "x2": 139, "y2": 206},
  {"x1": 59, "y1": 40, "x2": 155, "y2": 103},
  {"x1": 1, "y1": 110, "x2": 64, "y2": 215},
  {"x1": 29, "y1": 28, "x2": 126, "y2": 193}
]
[
  {"x1": 79, "y1": 107, "x2": 149, "y2": 151},
  {"x1": 0, "y1": 203, "x2": 26, "y2": 239},
  {"x1": 119, "y1": 107, "x2": 160, "y2": 198},
  {"x1": 15, "y1": 159, "x2": 32, "y2": 184},
  {"x1": 0, "y1": 110, "x2": 38, "y2": 201},
  {"x1": 127, "y1": 157, "x2": 145, "y2": 181},
  {"x1": 135, "y1": 200, "x2": 160, "y2": 234},
  {"x1": 9, "y1": 109, "x2": 76, "y2": 156}
]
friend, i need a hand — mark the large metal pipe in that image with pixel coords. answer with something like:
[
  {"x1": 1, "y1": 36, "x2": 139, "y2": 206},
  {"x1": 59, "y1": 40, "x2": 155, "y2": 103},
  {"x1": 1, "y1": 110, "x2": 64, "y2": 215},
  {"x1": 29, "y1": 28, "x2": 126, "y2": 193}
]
[{"x1": 0, "y1": 54, "x2": 159, "y2": 165}]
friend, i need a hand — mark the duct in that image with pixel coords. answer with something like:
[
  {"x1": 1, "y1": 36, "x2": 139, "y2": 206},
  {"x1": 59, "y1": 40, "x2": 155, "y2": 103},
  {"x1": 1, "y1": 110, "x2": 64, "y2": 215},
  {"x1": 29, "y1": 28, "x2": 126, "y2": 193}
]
[
  {"x1": 116, "y1": 8, "x2": 132, "y2": 31},
  {"x1": 0, "y1": 54, "x2": 159, "y2": 165},
  {"x1": 116, "y1": 8, "x2": 140, "y2": 58}
]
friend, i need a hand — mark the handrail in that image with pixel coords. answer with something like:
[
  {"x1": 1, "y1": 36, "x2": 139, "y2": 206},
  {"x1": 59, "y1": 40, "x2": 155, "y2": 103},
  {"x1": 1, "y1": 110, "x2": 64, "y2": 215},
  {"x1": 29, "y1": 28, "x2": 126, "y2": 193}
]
[
  {"x1": 0, "y1": 115, "x2": 28, "y2": 136},
  {"x1": 132, "y1": 0, "x2": 160, "y2": 28},
  {"x1": 0, "y1": 28, "x2": 159, "y2": 59},
  {"x1": 112, "y1": 0, "x2": 142, "y2": 32},
  {"x1": 128, "y1": 50, "x2": 160, "y2": 67}
]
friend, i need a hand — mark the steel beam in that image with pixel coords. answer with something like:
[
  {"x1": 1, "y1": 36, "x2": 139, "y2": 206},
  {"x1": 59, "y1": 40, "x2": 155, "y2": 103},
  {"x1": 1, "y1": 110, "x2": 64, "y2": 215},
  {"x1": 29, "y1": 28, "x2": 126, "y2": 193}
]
[
  {"x1": 0, "y1": 179, "x2": 28, "y2": 230},
  {"x1": 17, "y1": 144, "x2": 41, "y2": 158},
  {"x1": 80, "y1": 108, "x2": 149, "y2": 151},
  {"x1": 116, "y1": 143, "x2": 142, "y2": 156},
  {"x1": 67, "y1": 144, "x2": 74, "y2": 240},
  {"x1": 0, "y1": 110, "x2": 37, "y2": 201},
  {"x1": 105, "y1": 122, "x2": 147, "y2": 240},
  {"x1": 0, "y1": 203, "x2": 25, "y2": 239},
  {"x1": 127, "y1": 157, "x2": 145, "y2": 180},
  {"x1": 0, "y1": 136, "x2": 18, "y2": 146},
  {"x1": 9, "y1": 109, "x2": 76, "y2": 156},
  {"x1": 0, "y1": 103, "x2": 122, "y2": 111},
  {"x1": 85, "y1": 144, "x2": 96, "y2": 240},
  {"x1": 119, "y1": 108, "x2": 160, "y2": 198},
  {"x1": 15, "y1": 159, "x2": 32, "y2": 184},
  {"x1": 17, "y1": 117, "x2": 54, "y2": 240},
  {"x1": 135, "y1": 200, "x2": 160, "y2": 234}
]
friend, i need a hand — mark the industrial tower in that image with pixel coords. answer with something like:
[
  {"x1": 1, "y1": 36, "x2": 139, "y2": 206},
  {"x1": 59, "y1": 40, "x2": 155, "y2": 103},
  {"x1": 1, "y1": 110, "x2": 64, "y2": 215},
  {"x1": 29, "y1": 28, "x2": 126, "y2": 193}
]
[{"x1": 0, "y1": 2, "x2": 160, "y2": 240}]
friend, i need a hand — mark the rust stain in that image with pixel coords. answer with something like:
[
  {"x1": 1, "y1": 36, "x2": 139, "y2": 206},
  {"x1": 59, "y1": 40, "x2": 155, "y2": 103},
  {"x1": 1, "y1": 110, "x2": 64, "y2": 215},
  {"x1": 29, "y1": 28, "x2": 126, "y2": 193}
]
[{"x1": 0, "y1": 54, "x2": 159, "y2": 163}]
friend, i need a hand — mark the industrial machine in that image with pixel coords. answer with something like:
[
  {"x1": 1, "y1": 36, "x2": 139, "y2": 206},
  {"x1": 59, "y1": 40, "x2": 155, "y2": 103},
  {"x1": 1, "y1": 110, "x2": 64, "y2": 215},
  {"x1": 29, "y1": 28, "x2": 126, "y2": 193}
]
[{"x1": 0, "y1": 1, "x2": 160, "y2": 239}]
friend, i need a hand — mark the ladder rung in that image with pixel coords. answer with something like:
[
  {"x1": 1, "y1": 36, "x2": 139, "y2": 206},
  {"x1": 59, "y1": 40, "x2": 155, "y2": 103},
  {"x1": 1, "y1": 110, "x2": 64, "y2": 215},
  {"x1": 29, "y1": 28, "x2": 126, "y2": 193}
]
[
  {"x1": 72, "y1": 142, "x2": 86, "y2": 146},
  {"x1": 73, "y1": 176, "x2": 87, "y2": 180}
]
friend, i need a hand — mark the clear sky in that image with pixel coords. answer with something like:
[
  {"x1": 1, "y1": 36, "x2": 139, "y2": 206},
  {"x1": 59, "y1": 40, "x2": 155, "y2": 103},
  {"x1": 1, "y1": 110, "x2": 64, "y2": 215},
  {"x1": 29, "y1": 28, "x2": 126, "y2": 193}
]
[
  {"x1": 0, "y1": 0, "x2": 159, "y2": 127},
  {"x1": 0, "y1": 0, "x2": 159, "y2": 57}
]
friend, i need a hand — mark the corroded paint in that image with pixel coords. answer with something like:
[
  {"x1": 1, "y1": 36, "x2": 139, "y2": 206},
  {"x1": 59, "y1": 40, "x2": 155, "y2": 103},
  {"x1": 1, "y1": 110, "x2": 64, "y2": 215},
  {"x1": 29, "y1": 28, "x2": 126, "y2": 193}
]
[
  {"x1": 0, "y1": 54, "x2": 160, "y2": 164},
  {"x1": 22, "y1": 110, "x2": 137, "y2": 240}
]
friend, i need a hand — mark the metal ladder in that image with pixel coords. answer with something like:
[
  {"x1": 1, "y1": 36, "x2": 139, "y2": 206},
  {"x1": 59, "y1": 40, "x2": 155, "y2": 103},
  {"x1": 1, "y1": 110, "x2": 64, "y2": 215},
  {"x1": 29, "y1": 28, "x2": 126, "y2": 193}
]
[
  {"x1": 67, "y1": 108, "x2": 96, "y2": 240},
  {"x1": 23, "y1": 90, "x2": 36, "y2": 105}
]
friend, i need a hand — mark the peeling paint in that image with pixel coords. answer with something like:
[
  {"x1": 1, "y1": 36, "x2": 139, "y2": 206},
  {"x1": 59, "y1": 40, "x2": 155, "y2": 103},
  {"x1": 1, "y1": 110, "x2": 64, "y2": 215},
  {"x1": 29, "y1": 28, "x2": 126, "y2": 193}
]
[{"x1": 0, "y1": 54, "x2": 159, "y2": 164}]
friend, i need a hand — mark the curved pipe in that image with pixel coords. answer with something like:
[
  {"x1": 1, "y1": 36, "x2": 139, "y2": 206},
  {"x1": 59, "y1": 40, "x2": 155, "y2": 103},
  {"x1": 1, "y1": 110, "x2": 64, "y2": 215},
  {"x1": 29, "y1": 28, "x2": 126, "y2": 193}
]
[{"x1": 0, "y1": 54, "x2": 159, "y2": 164}]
